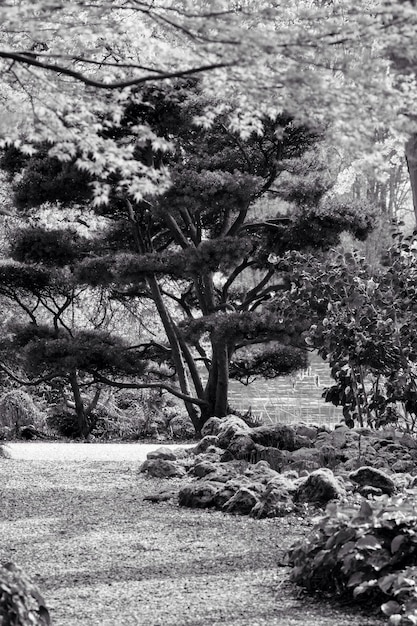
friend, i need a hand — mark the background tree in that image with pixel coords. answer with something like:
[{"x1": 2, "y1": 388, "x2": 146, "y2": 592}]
[
  {"x1": 0, "y1": 224, "x2": 174, "y2": 438},
  {"x1": 1, "y1": 80, "x2": 377, "y2": 434}
]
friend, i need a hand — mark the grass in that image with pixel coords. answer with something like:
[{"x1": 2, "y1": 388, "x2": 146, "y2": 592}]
[{"x1": 1, "y1": 458, "x2": 386, "y2": 626}]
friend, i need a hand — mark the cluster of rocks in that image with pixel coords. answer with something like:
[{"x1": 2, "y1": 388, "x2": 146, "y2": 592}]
[{"x1": 140, "y1": 415, "x2": 417, "y2": 517}]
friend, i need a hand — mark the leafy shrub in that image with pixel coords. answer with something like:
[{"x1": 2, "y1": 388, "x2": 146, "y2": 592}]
[
  {"x1": 0, "y1": 390, "x2": 47, "y2": 440},
  {"x1": 46, "y1": 410, "x2": 81, "y2": 438},
  {"x1": 287, "y1": 494, "x2": 417, "y2": 625},
  {"x1": 0, "y1": 561, "x2": 51, "y2": 625},
  {"x1": 46, "y1": 389, "x2": 194, "y2": 440}
]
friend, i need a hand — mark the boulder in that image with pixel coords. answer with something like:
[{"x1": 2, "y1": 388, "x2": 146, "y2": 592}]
[
  {"x1": 140, "y1": 459, "x2": 186, "y2": 478},
  {"x1": 294, "y1": 468, "x2": 346, "y2": 504},
  {"x1": 168, "y1": 414, "x2": 195, "y2": 439},
  {"x1": 213, "y1": 480, "x2": 242, "y2": 508},
  {"x1": 147, "y1": 446, "x2": 178, "y2": 461},
  {"x1": 399, "y1": 434, "x2": 417, "y2": 450},
  {"x1": 349, "y1": 466, "x2": 396, "y2": 495},
  {"x1": 193, "y1": 435, "x2": 219, "y2": 454},
  {"x1": 249, "y1": 446, "x2": 291, "y2": 471},
  {"x1": 178, "y1": 482, "x2": 220, "y2": 508},
  {"x1": 195, "y1": 462, "x2": 244, "y2": 484},
  {"x1": 295, "y1": 424, "x2": 318, "y2": 441},
  {"x1": 143, "y1": 489, "x2": 179, "y2": 502},
  {"x1": 288, "y1": 447, "x2": 322, "y2": 470},
  {"x1": 244, "y1": 460, "x2": 280, "y2": 484},
  {"x1": 358, "y1": 485, "x2": 384, "y2": 498},
  {"x1": 226, "y1": 433, "x2": 257, "y2": 459},
  {"x1": 250, "y1": 481, "x2": 295, "y2": 518},
  {"x1": 189, "y1": 460, "x2": 219, "y2": 478},
  {"x1": 201, "y1": 417, "x2": 222, "y2": 437},
  {"x1": 217, "y1": 415, "x2": 250, "y2": 449},
  {"x1": 223, "y1": 486, "x2": 260, "y2": 515},
  {"x1": 249, "y1": 423, "x2": 296, "y2": 450},
  {"x1": 0, "y1": 445, "x2": 11, "y2": 459},
  {"x1": 392, "y1": 459, "x2": 416, "y2": 473}
]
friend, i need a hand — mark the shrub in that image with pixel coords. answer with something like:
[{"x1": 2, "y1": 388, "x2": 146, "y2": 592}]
[
  {"x1": 46, "y1": 410, "x2": 81, "y2": 438},
  {"x1": 0, "y1": 390, "x2": 47, "y2": 439},
  {"x1": 287, "y1": 494, "x2": 417, "y2": 624},
  {"x1": 0, "y1": 561, "x2": 51, "y2": 625}
]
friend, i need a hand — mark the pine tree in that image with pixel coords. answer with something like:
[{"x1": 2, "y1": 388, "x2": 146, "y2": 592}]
[{"x1": 0, "y1": 80, "x2": 376, "y2": 434}]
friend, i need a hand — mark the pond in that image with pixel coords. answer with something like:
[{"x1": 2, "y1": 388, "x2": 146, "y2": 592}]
[{"x1": 228, "y1": 352, "x2": 343, "y2": 427}]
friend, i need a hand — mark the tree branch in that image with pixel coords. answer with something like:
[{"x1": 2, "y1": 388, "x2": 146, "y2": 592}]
[
  {"x1": 0, "y1": 51, "x2": 234, "y2": 89},
  {"x1": 91, "y1": 371, "x2": 207, "y2": 406}
]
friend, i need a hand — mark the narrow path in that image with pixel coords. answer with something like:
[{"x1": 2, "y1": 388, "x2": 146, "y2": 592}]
[{"x1": 6, "y1": 441, "x2": 193, "y2": 462}]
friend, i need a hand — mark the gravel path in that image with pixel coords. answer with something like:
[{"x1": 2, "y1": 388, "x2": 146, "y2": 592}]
[{"x1": 6, "y1": 441, "x2": 194, "y2": 462}]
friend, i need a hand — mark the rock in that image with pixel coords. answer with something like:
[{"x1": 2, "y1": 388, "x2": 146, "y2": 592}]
[
  {"x1": 294, "y1": 468, "x2": 346, "y2": 504},
  {"x1": 178, "y1": 482, "x2": 220, "y2": 508},
  {"x1": 193, "y1": 435, "x2": 219, "y2": 454},
  {"x1": 140, "y1": 459, "x2": 186, "y2": 478},
  {"x1": 358, "y1": 486, "x2": 384, "y2": 498},
  {"x1": 349, "y1": 466, "x2": 396, "y2": 495},
  {"x1": 295, "y1": 424, "x2": 318, "y2": 441},
  {"x1": 213, "y1": 480, "x2": 242, "y2": 508},
  {"x1": 201, "y1": 417, "x2": 222, "y2": 437},
  {"x1": 0, "y1": 445, "x2": 11, "y2": 459},
  {"x1": 226, "y1": 433, "x2": 257, "y2": 459},
  {"x1": 392, "y1": 459, "x2": 416, "y2": 473},
  {"x1": 168, "y1": 414, "x2": 195, "y2": 439},
  {"x1": 250, "y1": 481, "x2": 295, "y2": 518},
  {"x1": 250, "y1": 423, "x2": 296, "y2": 451},
  {"x1": 399, "y1": 434, "x2": 417, "y2": 450},
  {"x1": 147, "y1": 446, "x2": 178, "y2": 461},
  {"x1": 266, "y1": 474, "x2": 298, "y2": 493},
  {"x1": 249, "y1": 446, "x2": 291, "y2": 471},
  {"x1": 217, "y1": 415, "x2": 250, "y2": 449},
  {"x1": 143, "y1": 489, "x2": 179, "y2": 502},
  {"x1": 288, "y1": 447, "x2": 322, "y2": 470},
  {"x1": 198, "y1": 462, "x2": 244, "y2": 484},
  {"x1": 244, "y1": 460, "x2": 280, "y2": 484},
  {"x1": 223, "y1": 487, "x2": 260, "y2": 515},
  {"x1": 189, "y1": 460, "x2": 219, "y2": 478}
]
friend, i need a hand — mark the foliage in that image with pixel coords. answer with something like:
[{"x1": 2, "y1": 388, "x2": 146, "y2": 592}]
[
  {"x1": 9, "y1": 227, "x2": 89, "y2": 267},
  {"x1": 0, "y1": 390, "x2": 46, "y2": 440},
  {"x1": 46, "y1": 388, "x2": 191, "y2": 440},
  {"x1": 0, "y1": 79, "x2": 377, "y2": 434},
  {"x1": 1, "y1": 1, "x2": 417, "y2": 206},
  {"x1": 229, "y1": 342, "x2": 308, "y2": 385},
  {"x1": 278, "y1": 232, "x2": 417, "y2": 429},
  {"x1": 288, "y1": 494, "x2": 417, "y2": 625},
  {"x1": 4, "y1": 325, "x2": 149, "y2": 378},
  {"x1": 0, "y1": 561, "x2": 50, "y2": 626}
]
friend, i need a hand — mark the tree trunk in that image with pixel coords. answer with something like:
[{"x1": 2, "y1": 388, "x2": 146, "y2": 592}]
[
  {"x1": 405, "y1": 135, "x2": 417, "y2": 226},
  {"x1": 69, "y1": 371, "x2": 89, "y2": 439},
  {"x1": 147, "y1": 275, "x2": 203, "y2": 434}
]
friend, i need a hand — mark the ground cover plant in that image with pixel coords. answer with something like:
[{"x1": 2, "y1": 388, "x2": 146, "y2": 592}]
[
  {"x1": 288, "y1": 494, "x2": 417, "y2": 625},
  {"x1": 0, "y1": 453, "x2": 386, "y2": 626}
]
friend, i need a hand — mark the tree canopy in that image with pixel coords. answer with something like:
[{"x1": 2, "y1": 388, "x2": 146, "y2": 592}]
[
  {"x1": 0, "y1": 79, "x2": 378, "y2": 434},
  {"x1": 1, "y1": 2, "x2": 417, "y2": 204}
]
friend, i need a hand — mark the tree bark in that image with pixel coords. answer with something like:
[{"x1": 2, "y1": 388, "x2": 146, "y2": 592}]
[{"x1": 69, "y1": 371, "x2": 89, "y2": 439}]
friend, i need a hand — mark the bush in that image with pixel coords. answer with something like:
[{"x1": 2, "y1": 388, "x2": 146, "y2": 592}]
[
  {"x1": 0, "y1": 561, "x2": 51, "y2": 625},
  {"x1": 0, "y1": 390, "x2": 47, "y2": 440},
  {"x1": 287, "y1": 494, "x2": 417, "y2": 624},
  {"x1": 46, "y1": 389, "x2": 195, "y2": 440},
  {"x1": 46, "y1": 410, "x2": 81, "y2": 438}
]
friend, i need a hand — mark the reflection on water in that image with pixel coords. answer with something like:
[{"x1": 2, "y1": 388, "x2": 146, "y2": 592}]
[{"x1": 228, "y1": 353, "x2": 343, "y2": 427}]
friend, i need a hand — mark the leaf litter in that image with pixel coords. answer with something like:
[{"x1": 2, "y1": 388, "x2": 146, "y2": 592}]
[{"x1": 0, "y1": 458, "x2": 385, "y2": 626}]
